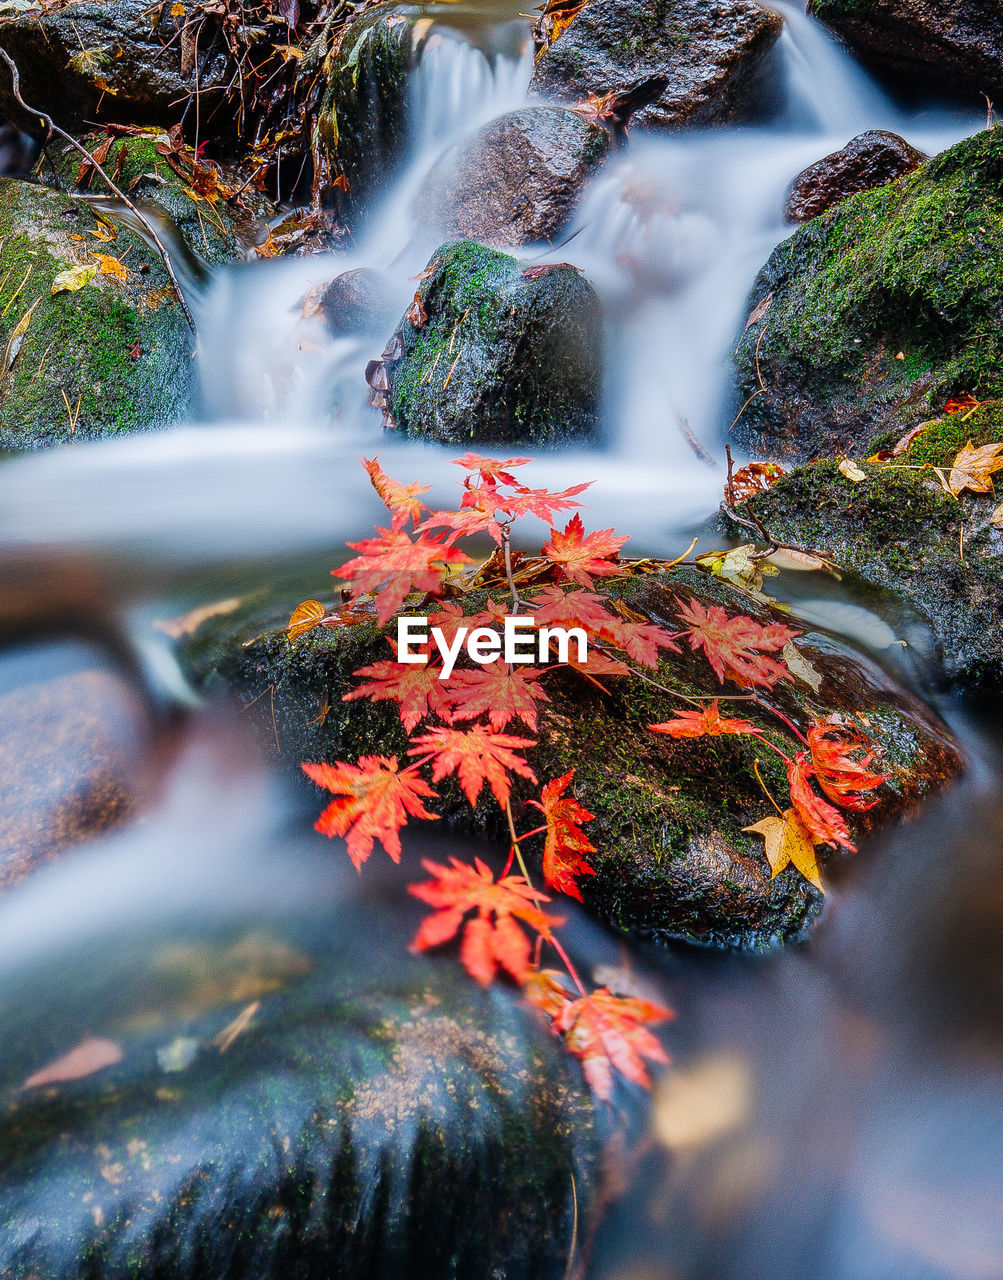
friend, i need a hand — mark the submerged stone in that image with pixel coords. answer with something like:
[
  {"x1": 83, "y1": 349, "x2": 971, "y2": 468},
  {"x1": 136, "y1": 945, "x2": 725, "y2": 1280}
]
[
  {"x1": 530, "y1": 0, "x2": 783, "y2": 130},
  {"x1": 732, "y1": 128, "x2": 1003, "y2": 463},
  {"x1": 379, "y1": 240, "x2": 602, "y2": 446},
  {"x1": 784, "y1": 130, "x2": 926, "y2": 224}
]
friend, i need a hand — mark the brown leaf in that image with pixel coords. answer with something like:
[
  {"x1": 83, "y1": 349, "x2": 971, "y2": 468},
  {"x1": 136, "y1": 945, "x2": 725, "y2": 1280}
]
[
  {"x1": 154, "y1": 597, "x2": 242, "y2": 639},
  {"x1": 21, "y1": 1037, "x2": 124, "y2": 1090},
  {"x1": 744, "y1": 292, "x2": 772, "y2": 332},
  {"x1": 890, "y1": 421, "x2": 932, "y2": 456},
  {"x1": 405, "y1": 292, "x2": 427, "y2": 329},
  {"x1": 947, "y1": 440, "x2": 1003, "y2": 497},
  {"x1": 287, "y1": 599, "x2": 326, "y2": 640},
  {"x1": 521, "y1": 263, "x2": 577, "y2": 280}
]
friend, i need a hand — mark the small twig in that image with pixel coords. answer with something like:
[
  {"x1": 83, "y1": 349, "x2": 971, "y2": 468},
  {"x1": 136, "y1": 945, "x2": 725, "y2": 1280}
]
[
  {"x1": 501, "y1": 526, "x2": 521, "y2": 614},
  {"x1": 0, "y1": 48, "x2": 196, "y2": 333}
]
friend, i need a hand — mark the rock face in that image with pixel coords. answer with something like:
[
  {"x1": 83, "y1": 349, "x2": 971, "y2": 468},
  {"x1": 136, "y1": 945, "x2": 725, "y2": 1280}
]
[
  {"x1": 413, "y1": 107, "x2": 611, "y2": 247},
  {"x1": 0, "y1": 178, "x2": 195, "y2": 449},
  {"x1": 378, "y1": 241, "x2": 603, "y2": 446},
  {"x1": 0, "y1": 0, "x2": 236, "y2": 135},
  {"x1": 318, "y1": 268, "x2": 400, "y2": 336},
  {"x1": 784, "y1": 130, "x2": 927, "y2": 223},
  {"x1": 728, "y1": 401, "x2": 1003, "y2": 692},
  {"x1": 732, "y1": 128, "x2": 1003, "y2": 463},
  {"x1": 0, "y1": 904, "x2": 598, "y2": 1278},
  {"x1": 808, "y1": 0, "x2": 1003, "y2": 100},
  {"x1": 530, "y1": 0, "x2": 783, "y2": 130},
  {"x1": 186, "y1": 573, "x2": 961, "y2": 948}
]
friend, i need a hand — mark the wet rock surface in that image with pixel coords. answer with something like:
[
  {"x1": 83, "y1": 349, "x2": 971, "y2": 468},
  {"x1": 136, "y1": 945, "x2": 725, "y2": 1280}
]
[
  {"x1": 808, "y1": 0, "x2": 1003, "y2": 100},
  {"x1": 732, "y1": 128, "x2": 1003, "y2": 463},
  {"x1": 530, "y1": 0, "x2": 783, "y2": 131},
  {"x1": 784, "y1": 129, "x2": 926, "y2": 223},
  {"x1": 185, "y1": 573, "x2": 961, "y2": 948},
  {"x1": 378, "y1": 240, "x2": 603, "y2": 446},
  {"x1": 317, "y1": 267, "x2": 400, "y2": 336},
  {"x1": 0, "y1": 177, "x2": 195, "y2": 449},
  {"x1": 413, "y1": 107, "x2": 611, "y2": 247}
]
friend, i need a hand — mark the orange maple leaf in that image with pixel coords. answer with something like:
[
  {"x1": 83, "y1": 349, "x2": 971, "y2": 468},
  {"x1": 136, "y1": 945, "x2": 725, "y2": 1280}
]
[
  {"x1": 527, "y1": 770, "x2": 596, "y2": 901},
  {"x1": 947, "y1": 440, "x2": 1003, "y2": 497},
  {"x1": 409, "y1": 856, "x2": 561, "y2": 986},
  {"x1": 344, "y1": 641, "x2": 449, "y2": 732},
  {"x1": 542, "y1": 512, "x2": 629, "y2": 587},
  {"x1": 302, "y1": 755, "x2": 439, "y2": 868},
  {"x1": 529, "y1": 587, "x2": 679, "y2": 669},
  {"x1": 649, "y1": 699, "x2": 761, "y2": 739},
  {"x1": 408, "y1": 724, "x2": 537, "y2": 808},
  {"x1": 676, "y1": 597, "x2": 797, "y2": 689},
  {"x1": 452, "y1": 453, "x2": 532, "y2": 485},
  {"x1": 787, "y1": 752, "x2": 854, "y2": 851},
  {"x1": 362, "y1": 456, "x2": 431, "y2": 529},
  {"x1": 442, "y1": 660, "x2": 550, "y2": 732},
  {"x1": 807, "y1": 715, "x2": 888, "y2": 811},
  {"x1": 334, "y1": 526, "x2": 472, "y2": 625},
  {"x1": 570, "y1": 90, "x2": 619, "y2": 126}
]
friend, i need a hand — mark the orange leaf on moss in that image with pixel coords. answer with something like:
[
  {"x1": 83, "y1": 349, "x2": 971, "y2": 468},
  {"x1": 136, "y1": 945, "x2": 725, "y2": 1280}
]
[
  {"x1": 528, "y1": 770, "x2": 596, "y2": 901},
  {"x1": 408, "y1": 724, "x2": 537, "y2": 808},
  {"x1": 649, "y1": 699, "x2": 760, "y2": 739}
]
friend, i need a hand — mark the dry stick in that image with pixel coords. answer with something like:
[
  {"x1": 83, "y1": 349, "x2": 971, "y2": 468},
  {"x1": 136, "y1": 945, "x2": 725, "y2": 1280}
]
[{"x1": 0, "y1": 48, "x2": 196, "y2": 333}]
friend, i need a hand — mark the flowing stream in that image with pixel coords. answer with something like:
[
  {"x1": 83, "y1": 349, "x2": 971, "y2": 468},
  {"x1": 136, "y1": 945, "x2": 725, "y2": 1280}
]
[{"x1": 0, "y1": 2, "x2": 1000, "y2": 1276}]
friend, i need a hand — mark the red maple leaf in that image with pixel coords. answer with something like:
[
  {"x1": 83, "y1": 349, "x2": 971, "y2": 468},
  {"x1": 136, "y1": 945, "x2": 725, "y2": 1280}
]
[
  {"x1": 529, "y1": 587, "x2": 678, "y2": 669},
  {"x1": 787, "y1": 752, "x2": 854, "y2": 851},
  {"x1": 542, "y1": 513, "x2": 629, "y2": 587},
  {"x1": 420, "y1": 503, "x2": 503, "y2": 544},
  {"x1": 344, "y1": 641, "x2": 449, "y2": 731},
  {"x1": 302, "y1": 755, "x2": 439, "y2": 868},
  {"x1": 442, "y1": 660, "x2": 550, "y2": 732},
  {"x1": 807, "y1": 715, "x2": 889, "y2": 811},
  {"x1": 451, "y1": 453, "x2": 531, "y2": 486},
  {"x1": 362, "y1": 456, "x2": 431, "y2": 528},
  {"x1": 676, "y1": 597, "x2": 797, "y2": 689},
  {"x1": 527, "y1": 770, "x2": 597, "y2": 901},
  {"x1": 526, "y1": 973, "x2": 672, "y2": 1100},
  {"x1": 496, "y1": 483, "x2": 592, "y2": 524},
  {"x1": 649, "y1": 699, "x2": 761, "y2": 739},
  {"x1": 409, "y1": 856, "x2": 561, "y2": 986},
  {"x1": 408, "y1": 724, "x2": 537, "y2": 808},
  {"x1": 334, "y1": 526, "x2": 472, "y2": 625}
]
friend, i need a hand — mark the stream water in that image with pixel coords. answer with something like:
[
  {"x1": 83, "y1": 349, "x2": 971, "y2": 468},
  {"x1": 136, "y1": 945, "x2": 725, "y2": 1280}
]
[{"x1": 0, "y1": 1, "x2": 1000, "y2": 1276}]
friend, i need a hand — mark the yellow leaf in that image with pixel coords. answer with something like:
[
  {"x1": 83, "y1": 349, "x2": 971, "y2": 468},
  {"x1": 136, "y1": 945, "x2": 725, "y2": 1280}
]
[
  {"x1": 171, "y1": 2, "x2": 185, "y2": 14},
  {"x1": 287, "y1": 599, "x2": 326, "y2": 640},
  {"x1": 992, "y1": 501, "x2": 1003, "y2": 527},
  {"x1": 273, "y1": 42, "x2": 303, "y2": 61},
  {"x1": 743, "y1": 809, "x2": 824, "y2": 891},
  {"x1": 782, "y1": 641, "x2": 823, "y2": 693},
  {"x1": 51, "y1": 262, "x2": 98, "y2": 294},
  {"x1": 838, "y1": 458, "x2": 866, "y2": 482},
  {"x1": 92, "y1": 252, "x2": 131, "y2": 283},
  {"x1": 947, "y1": 440, "x2": 1003, "y2": 497}
]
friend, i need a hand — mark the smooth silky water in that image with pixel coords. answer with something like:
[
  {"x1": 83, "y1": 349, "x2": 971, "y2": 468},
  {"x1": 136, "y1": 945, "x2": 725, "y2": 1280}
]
[{"x1": 0, "y1": 2, "x2": 999, "y2": 1275}]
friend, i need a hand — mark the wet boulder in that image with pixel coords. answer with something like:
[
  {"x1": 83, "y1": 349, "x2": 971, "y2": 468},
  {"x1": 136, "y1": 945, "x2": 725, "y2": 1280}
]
[
  {"x1": 808, "y1": 0, "x2": 1003, "y2": 101},
  {"x1": 0, "y1": 0, "x2": 238, "y2": 135},
  {"x1": 413, "y1": 107, "x2": 611, "y2": 247},
  {"x1": 376, "y1": 240, "x2": 602, "y2": 446},
  {"x1": 530, "y1": 0, "x2": 783, "y2": 130},
  {"x1": 732, "y1": 128, "x2": 1003, "y2": 463},
  {"x1": 184, "y1": 572, "x2": 961, "y2": 948},
  {"x1": 0, "y1": 177, "x2": 195, "y2": 449},
  {"x1": 316, "y1": 267, "x2": 400, "y2": 336},
  {"x1": 784, "y1": 130, "x2": 927, "y2": 223}
]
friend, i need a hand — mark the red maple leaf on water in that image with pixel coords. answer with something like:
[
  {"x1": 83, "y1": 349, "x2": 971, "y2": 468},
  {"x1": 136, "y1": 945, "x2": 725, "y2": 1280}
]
[
  {"x1": 333, "y1": 526, "x2": 472, "y2": 625},
  {"x1": 787, "y1": 752, "x2": 855, "y2": 851},
  {"x1": 362, "y1": 456, "x2": 431, "y2": 528},
  {"x1": 344, "y1": 641, "x2": 449, "y2": 732},
  {"x1": 525, "y1": 971, "x2": 672, "y2": 1100},
  {"x1": 409, "y1": 857, "x2": 562, "y2": 986},
  {"x1": 442, "y1": 660, "x2": 551, "y2": 732},
  {"x1": 497, "y1": 483, "x2": 592, "y2": 524},
  {"x1": 542, "y1": 513, "x2": 629, "y2": 587},
  {"x1": 649, "y1": 699, "x2": 761, "y2": 739},
  {"x1": 408, "y1": 724, "x2": 537, "y2": 808},
  {"x1": 527, "y1": 770, "x2": 597, "y2": 901},
  {"x1": 302, "y1": 755, "x2": 439, "y2": 869},
  {"x1": 807, "y1": 715, "x2": 888, "y2": 811},
  {"x1": 676, "y1": 597, "x2": 797, "y2": 689}
]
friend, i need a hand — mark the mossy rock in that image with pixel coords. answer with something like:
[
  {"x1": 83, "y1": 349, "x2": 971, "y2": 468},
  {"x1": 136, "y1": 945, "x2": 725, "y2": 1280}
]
[
  {"x1": 381, "y1": 240, "x2": 602, "y2": 446},
  {"x1": 183, "y1": 572, "x2": 960, "y2": 948},
  {"x1": 0, "y1": 177, "x2": 195, "y2": 449},
  {"x1": 729, "y1": 401, "x2": 1003, "y2": 691},
  {"x1": 731, "y1": 127, "x2": 1003, "y2": 463},
  {"x1": 0, "y1": 902, "x2": 598, "y2": 1279}
]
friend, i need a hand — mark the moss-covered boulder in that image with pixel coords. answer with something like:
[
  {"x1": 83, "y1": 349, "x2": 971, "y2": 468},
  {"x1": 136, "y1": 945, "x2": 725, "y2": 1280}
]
[
  {"x1": 183, "y1": 573, "x2": 960, "y2": 948},
  {"x1": 530, "y1": 0, "x2": 783, "y2": 130},
  {"x1": 413, "y1": 107, "x2": 611, "y2": 247},
  {"x1": 374, "y1": 240, "x2": 602, "y2": 445},
  {"x1": 732, "y1": 127, "x2": 1003, "y2": 463},
  {"x1": 0, "y1": 177, "x2": 195, "y2": 449},
  {"x1": 808, "y1": 0, "x2": 1003, "y2": 100},
  {"x1": 0, "y1": 902, "x2": 598, "y2": 1278},
  {"x1": 727, "y1": 401, "x2": 1003, "y2": 691},
  {"x1": 0, "y1": 0, "x2": 238, "y2": 135}
]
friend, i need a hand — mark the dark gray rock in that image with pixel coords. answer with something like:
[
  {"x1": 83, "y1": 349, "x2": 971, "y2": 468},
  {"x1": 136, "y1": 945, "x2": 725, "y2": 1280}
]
[
  {"x1": 530, "y1": 0, "x2": 783, "y2": 131},
  {"x1": 784, "y1": 130, "x2": 927, "y2": 223},
  {"x1": 413, "y1": 107, "x2": 611, "y2": 247},
  {"x1": 317, "y1": 268, "x2": 400, "y2": 336}
]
